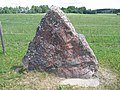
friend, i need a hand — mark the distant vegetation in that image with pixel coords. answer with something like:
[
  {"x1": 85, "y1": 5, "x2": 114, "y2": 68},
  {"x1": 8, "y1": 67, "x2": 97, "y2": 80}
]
[
  {"x1": 0, "y1": 5, "x2": 120, "y2": 14},
  {"x1": 0, "y1": 5, "x2": 49, "y2": 14}
]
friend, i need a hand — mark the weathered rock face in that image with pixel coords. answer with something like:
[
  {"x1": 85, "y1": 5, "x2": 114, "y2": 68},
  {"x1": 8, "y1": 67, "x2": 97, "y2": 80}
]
[{"x1": 22, "y1": 6, "x2": 98, "y2": 78}]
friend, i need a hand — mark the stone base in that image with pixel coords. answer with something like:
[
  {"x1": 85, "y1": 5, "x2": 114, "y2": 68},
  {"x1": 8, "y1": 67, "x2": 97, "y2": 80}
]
[{"x1": 60, "y1": 78, "x2": 99, "y2": 87}]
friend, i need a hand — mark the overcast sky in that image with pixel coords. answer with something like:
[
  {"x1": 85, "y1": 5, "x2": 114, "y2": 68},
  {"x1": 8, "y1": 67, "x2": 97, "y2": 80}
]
[{"x1": 0, "y1": 0, "x2": 120, "y2": 10}]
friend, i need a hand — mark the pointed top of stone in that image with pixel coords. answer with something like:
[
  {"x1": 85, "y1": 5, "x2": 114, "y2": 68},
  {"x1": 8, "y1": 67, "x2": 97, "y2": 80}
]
[
  {"x1": 50, "y1": 5, "x2": 61, "y2": 11},
  {"x1": 49, "y1": 5, "x2": 65, "y2": 16},
  {"x1": 42, "y1": 5, "x2": 78, "y2": 36}
]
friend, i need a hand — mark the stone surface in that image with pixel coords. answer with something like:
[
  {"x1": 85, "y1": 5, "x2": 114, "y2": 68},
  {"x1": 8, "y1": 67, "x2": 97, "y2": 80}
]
[
  {"x1": 60, "y1": 78, "x2": 99, "y2": 87},
  {"x1": 22, "y1": 6, "x2": 98, "y2": 78}
]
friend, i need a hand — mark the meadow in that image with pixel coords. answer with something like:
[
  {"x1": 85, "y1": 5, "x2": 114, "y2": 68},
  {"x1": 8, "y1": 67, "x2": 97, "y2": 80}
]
[{"x1": 0, "y1": 14, "x2": 120, "y2": 90}]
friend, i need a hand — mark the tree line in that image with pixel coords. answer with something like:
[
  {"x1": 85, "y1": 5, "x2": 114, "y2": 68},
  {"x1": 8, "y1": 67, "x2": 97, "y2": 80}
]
[
  {"x1": 0, "y1": 5, "x2": 120, "y2": 14},
  {"x1": 62, "y1": 6, "x2": 120, "y2": 14},
  {"x1": 0, "y1": 5, "x2": 49, "y2": 14}
]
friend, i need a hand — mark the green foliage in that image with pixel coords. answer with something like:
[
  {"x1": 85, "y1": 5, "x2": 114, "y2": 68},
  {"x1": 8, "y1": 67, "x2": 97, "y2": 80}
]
[
  {"x1": 58, "y1": 85, "x2": 66, "y2": 90},
  {"x1": 67, "y1": 6, "x2": 77, "y2": 13},
  {"x1": 0, "y1": 6, "x2": 120, "y2": 14},
  {"x1": 0, "y1": 5, "x2": 49, "y2": 14}
]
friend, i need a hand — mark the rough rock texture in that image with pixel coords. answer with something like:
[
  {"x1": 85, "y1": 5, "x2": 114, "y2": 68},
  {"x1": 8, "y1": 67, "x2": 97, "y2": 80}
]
[{"x1": 22, "y1": 6, "x2": 98, "y2": 78}]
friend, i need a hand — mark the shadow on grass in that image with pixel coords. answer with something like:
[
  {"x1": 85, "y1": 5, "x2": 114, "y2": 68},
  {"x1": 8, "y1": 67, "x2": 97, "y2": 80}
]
[
  {"x1": 0, "y1": 65, "x2": 24, "y2": 74},
  {"x1": 11, "y1": 65, "x2": 24, "y2": 74}
]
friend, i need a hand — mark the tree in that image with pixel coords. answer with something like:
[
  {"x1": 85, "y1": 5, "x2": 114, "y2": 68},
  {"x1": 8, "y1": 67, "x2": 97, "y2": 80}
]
[
  {"x1": 67, "y1": 6, "x2": 77, "y2": 13},
  {"x1": 77, "y1": 7, "x2": 86, "y2": 14},
  {"x1": 117, "y1": 9, "x2": 120, "y2": 13},
  {"x1": 30, "y1": 5, "x2": 36, "y2": 13},
  {"x1": 2, "y1": 7, "x2": 10, "y2": 14},
  {"x1": 86, "y1": 9, "x2": 95, "y2": 14},
  {"x1": 40, "y1": 5, "x2": 48, "y2": 13},
  {"x1": 37, "y1": 6, "x2": 42, "y2": 13},
  {"x1": 61, "y1": 7, "x2": 69, "y2": 13},
  {"x1": 25, "y1": 7, "x2": 29, "y2": 13}
]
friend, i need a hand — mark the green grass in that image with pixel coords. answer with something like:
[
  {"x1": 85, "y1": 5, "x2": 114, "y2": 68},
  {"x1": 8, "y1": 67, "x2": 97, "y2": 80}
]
[{"x1": 0, "y1": 14, "x2": 120, "y2": 90}]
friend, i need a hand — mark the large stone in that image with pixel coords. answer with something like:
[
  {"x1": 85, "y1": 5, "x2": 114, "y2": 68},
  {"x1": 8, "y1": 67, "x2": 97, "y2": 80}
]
[{"x1": 22, "y1": 6, "x2": 98, "y2": 78}]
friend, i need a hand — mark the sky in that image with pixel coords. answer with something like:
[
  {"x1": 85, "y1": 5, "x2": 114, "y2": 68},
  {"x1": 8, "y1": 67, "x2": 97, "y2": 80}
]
[{"x1": 0, "y1": 0, "x2": 120, "y2": 10}]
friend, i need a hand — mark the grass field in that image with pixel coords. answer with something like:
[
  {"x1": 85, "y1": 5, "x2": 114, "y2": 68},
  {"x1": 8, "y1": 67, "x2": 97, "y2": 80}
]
[{"x1": 0, "y1": 14, "x2": 120, "y2": 90}]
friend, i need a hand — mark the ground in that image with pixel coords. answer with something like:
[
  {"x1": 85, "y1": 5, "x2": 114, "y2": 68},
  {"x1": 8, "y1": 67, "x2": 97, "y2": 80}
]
[{"x1": 0, "y1": 14, "x2": 120, "y2": 90}]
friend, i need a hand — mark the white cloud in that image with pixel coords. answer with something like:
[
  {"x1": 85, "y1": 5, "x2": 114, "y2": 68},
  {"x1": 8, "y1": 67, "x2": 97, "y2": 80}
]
[{"x1": 0, "y1": 0, "x2": 120, "y2": 9}]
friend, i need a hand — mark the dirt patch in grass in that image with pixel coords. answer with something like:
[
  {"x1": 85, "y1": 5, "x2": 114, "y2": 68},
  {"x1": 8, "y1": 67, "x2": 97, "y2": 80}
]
[
  {"x1": 2, "y1": 67, "x2": 119, "y2": 90},
  {"x1": 18, "y1": 72, "x2": 63, "y2": 90},
  {"x1": 4, "y1": 72, "x2": 63, "y2": 90},
  {"x1": 58, "y1": 67, "x2": 119, "y2": 90},
  {"x1": 98, "y1": 67, "x2": 118, "y2": 85}
]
